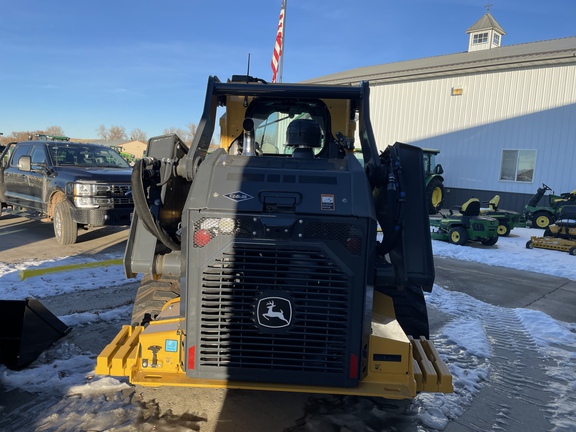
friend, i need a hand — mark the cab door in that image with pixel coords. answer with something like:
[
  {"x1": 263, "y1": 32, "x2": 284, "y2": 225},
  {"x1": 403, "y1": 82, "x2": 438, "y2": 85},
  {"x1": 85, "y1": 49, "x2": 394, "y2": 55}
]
[
  {"x1": 27, "y1": 144, "x2": 51, "y2": 211},
  {"x1": 3, "y1": 143, "x2": 32, "y2": 207}
]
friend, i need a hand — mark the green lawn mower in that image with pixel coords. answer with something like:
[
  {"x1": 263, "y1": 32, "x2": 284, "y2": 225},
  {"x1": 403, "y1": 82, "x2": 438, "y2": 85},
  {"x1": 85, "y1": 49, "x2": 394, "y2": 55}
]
[
  {"x1": 430, "y1": 198, "x2": 499, "y2": 246},
  {"x1": 524, "y1": 183, "x2": 576, "y2": 228},
  {"x1": 480, "y1": 195, "x2": 526, "y2": 236}
]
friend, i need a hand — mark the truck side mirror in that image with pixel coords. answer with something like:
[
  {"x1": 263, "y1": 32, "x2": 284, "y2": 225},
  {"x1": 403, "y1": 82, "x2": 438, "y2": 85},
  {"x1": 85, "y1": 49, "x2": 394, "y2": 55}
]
[
  {"x1": 18, "y1": 155, "x2": 31, "y2": 172},
  {"x1": 434, "y1": 164, "x2": 444, "y2": 175}
]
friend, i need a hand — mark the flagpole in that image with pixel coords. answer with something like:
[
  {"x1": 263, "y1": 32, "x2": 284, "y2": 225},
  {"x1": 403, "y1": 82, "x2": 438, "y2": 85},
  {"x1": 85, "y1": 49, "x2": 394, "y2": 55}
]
[
  {"x1": 271, "y1": 0, "x2": 286, "y2": 83},
  {"x1": 278, "y1": 0, "x2": 286, "y2": 83}
]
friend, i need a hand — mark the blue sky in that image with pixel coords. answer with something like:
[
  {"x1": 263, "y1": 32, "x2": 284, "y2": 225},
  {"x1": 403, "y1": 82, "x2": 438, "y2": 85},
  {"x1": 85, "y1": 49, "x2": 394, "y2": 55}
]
[{"x1": 1, "y1": 0, "x2": 574, "y2": 140}]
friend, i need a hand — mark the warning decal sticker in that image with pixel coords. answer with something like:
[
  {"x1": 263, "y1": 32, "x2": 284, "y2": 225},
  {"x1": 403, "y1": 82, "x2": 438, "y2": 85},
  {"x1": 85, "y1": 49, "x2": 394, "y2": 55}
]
[{"x1": 321, "y1": 194, "x2": 335, "y2": 211}]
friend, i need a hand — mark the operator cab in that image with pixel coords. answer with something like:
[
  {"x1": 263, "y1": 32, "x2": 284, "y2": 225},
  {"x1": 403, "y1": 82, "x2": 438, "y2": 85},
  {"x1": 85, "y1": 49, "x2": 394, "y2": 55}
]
[{"x1": 225, "y1": 94, "x2": 347, "y2": 159}]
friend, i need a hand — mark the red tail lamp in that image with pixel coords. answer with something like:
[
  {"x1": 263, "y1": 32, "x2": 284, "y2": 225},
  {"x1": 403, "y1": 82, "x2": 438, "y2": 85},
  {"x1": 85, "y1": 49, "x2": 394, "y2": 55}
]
[{"x1": 194, "y1": 229, "x2": 212, "y2": 247}]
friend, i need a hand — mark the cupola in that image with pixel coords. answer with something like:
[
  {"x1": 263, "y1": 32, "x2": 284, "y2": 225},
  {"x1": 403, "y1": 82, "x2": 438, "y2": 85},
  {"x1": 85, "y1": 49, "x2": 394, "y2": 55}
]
[{"x1": 466, "y1": 5, "x2": 506, "y2": 52}]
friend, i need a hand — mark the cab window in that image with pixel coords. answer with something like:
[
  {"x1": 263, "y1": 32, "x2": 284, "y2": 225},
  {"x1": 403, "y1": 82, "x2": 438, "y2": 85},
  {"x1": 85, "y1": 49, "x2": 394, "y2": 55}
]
[
  {"x1": 10, "y1": 144, "x2": 31, "y2": 167},
  {"x1": 30, "y1": 145, "x2": 48, "y2": 164}
]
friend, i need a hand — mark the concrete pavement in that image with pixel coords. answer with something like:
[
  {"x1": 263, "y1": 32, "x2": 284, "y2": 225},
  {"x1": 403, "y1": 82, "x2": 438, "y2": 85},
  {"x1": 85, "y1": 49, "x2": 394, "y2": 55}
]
[{"x1": 434, "y1": 255, "x2": 576, "y2": 323}]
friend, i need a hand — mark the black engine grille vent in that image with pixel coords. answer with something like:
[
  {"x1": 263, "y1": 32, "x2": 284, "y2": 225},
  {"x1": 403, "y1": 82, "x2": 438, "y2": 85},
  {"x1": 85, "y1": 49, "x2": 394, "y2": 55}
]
[
  {"x1": 303, "y1": 221, "x2": 362, "y2": 255},
  {"x1": 199, "y1": 246, "x2": 351, "y2": 374},
  {"x1": 194, "y1": 217, "x2": 362, "y2": 255}
]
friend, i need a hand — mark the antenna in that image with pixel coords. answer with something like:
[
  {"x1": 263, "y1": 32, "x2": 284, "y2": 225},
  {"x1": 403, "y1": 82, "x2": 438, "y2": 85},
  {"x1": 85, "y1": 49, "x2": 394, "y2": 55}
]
[
  {"x1": 246, "y1": 53, "x2": 251, "y2": 80},
  {"x1": 244, "y1": 53, "x2": 251, "y2": 107}
]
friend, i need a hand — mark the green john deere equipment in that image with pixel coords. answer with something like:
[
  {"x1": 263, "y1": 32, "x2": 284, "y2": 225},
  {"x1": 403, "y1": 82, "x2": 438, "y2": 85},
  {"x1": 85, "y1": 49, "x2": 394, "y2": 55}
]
[
  {"x1": 524, "y1": 183, "x2": 576, "y2": 229},
  {"x1": 480, "y1": 195, "x2": 526, "y2": 236},
  {"x1": 422, "y1": 149, "x2": 445, "y2": 214},
  {"x1": 95, "y1": 74, "x2": 452, "y2": 400},
  {"x1": 430, "y1": 198, "x2": 499, "y2": 246}
]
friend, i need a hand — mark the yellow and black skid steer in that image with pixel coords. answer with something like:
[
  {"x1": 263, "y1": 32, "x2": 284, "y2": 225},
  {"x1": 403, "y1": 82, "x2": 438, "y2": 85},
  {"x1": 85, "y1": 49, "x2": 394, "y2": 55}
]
[{"x1": 96, "y1": 75, "x2": 452, "y2": 399}]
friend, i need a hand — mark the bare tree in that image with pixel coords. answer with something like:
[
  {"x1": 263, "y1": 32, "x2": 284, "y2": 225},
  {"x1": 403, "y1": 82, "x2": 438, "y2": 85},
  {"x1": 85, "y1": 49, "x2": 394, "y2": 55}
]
[
  {"x1": 164, "y1": 127, "x2": 189, "y2": 144},
  {"x1": 10, "y1": 131, "x2": 39, "y2": 141},
  {"x1": 163, "y1": 123, "x2": 197, "y2": 145},
  {"x1": 97, "y1": 124, "x2": 109, "y2": 140},
  {"x1": 97, "y1": 125, "x2": 127, "y2": 141},
  {"x1": 44, "y1": 126, "x2": 65, "y2": 137},
  {"x1": 130, "y1": 128, "x2": 147, "y2": 142},
  {"x1": 108, "y1": 125, "x2": 127, "y2": 140}
]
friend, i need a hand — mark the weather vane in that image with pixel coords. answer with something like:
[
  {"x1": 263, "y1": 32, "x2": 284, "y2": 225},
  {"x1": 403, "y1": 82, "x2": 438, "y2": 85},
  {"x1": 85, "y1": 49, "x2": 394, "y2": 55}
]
[{"x1": 485, "y1": 3, "x2": 493, "y2": 12}]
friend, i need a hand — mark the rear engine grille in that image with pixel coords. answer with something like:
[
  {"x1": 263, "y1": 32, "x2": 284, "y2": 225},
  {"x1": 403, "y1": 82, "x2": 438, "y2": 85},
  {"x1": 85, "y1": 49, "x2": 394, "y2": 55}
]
[
  {"x1": 199, "y1": 246, "x2": 351, "y2": 374},
  {"x1": 303, "y1": 221, "x2": 362, "y2": 255},
  {"x1": 193, "y1": 217, "x2": 362, "y2": 255}
]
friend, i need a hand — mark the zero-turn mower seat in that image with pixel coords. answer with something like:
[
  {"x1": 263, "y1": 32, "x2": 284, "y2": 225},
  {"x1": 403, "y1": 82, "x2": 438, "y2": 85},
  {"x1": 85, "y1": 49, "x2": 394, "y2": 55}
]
[
  {"x1": 480, "y1": 195, "x2": 500, "y2": 214},
  {"x1": 460, "y1": 198, "x2": 481, "y2": 217},
  {"x1": 488, "y1": 195, "x2": 500, "y2": 211}
]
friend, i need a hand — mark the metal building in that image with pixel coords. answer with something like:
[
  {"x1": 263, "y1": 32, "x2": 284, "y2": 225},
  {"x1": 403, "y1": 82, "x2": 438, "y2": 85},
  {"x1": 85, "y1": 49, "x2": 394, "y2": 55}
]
[{"x1": 307, "y1": 12, "x2": 576, "y2": 212}]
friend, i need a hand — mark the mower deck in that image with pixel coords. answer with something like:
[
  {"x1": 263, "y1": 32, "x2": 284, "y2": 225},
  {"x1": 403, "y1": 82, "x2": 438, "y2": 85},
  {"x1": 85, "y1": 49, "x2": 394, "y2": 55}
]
[{"x1": 527, "y1": 236, "x2": 576, "y2": 255}]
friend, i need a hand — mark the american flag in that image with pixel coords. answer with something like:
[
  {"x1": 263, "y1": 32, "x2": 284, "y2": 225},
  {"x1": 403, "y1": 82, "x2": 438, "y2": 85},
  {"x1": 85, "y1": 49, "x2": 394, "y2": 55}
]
[{"x1": 271, "y1": 0, "x2": 286, "y2": 83}]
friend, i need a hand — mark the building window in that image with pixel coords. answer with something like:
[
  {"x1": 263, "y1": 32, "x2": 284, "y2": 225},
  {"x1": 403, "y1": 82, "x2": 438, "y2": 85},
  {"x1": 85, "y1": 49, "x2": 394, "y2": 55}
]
[
  {"x1": 473, "y1": 32, "x2": 489, "y2": 44},
  {"x1": 493, "y1": 34, "x2": 500, "y2": 46},
  {"x1": 500, "y1": 150, "x2": 536, "y2": 182}
]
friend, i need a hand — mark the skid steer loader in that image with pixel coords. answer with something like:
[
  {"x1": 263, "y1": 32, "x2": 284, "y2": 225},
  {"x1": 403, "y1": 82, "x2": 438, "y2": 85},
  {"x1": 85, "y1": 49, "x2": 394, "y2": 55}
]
[{"x1": 96, "y1": 75, "x2": 452, "y2": 399}]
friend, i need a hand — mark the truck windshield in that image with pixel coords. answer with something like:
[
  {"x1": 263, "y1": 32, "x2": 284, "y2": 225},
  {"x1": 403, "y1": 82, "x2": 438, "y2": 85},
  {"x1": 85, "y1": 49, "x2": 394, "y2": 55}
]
[{"x1": 48, "y1": 144, "x2": 131, "y2": 168}]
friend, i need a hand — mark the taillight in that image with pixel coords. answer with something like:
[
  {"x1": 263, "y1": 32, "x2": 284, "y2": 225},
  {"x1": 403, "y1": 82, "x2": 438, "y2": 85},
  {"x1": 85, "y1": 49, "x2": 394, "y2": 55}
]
[
  {"x1": 194, "y1": 229, "x2": 212, "y2": 247},
  {"x1": 346, "y1": 235, "x2": 362, "y2": 254}
]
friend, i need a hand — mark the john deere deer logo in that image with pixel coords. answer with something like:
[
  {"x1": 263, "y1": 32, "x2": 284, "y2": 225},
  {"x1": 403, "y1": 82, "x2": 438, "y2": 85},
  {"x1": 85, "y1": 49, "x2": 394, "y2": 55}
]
[{"x1": 257, "y1": 297, "x2": 292, "y2": 329}]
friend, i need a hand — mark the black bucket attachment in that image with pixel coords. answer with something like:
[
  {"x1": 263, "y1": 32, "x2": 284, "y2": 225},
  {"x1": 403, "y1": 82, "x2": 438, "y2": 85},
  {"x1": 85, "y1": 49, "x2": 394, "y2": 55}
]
[{"x1": 0, "y1": 298, "x2": 70, "y2": 370}]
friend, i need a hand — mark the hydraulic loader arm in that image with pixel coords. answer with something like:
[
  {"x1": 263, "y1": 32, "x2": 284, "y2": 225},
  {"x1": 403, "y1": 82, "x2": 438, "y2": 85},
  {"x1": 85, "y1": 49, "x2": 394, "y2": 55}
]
[{"x1": 373, "y1": 142, "x2": 435, "y2": 291}]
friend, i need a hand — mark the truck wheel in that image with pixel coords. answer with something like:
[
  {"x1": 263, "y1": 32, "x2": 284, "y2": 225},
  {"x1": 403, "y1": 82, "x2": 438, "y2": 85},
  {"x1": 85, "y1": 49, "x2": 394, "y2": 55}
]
[
  {"x1": 481, "y1": 236, "x2": 498, "y2": 246},
  {"x1": 426, "y1": 178, "x2": 445, "y2": 214},
  {"x1": 526, "y1": 240, "x2": 533, "y2": 249},
  {"x1": 131, "y1": 274, "x2": 181, "y2": 327},
  {"x1": 569, "y1": 247, "x2": 576, "y2": 256},
  {"x1": 54, "y1": 201, "x2": 78, "y2": 245},
  {"x1": 448, "y1": 226, "x2": 468, "y2": 245},
  {"x1": 497, "y1": 223, "x2": 510, "y2": 237},
  {"x1": 380, "y1": 285, "x2": 430, "y2": 339},
  {"x1": 533, "y1": 211, "x2": 554, "y2": 229}
]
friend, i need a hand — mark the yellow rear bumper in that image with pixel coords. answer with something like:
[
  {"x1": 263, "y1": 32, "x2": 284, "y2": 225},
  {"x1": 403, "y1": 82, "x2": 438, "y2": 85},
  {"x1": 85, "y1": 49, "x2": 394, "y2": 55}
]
[{"x1": 96, "y1": 293, "x2": 452, "y2": 399}]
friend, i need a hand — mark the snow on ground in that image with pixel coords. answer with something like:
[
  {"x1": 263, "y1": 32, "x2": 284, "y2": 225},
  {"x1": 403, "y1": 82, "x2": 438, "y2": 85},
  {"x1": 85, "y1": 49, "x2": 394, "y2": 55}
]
[
  {"x1": 0, "y1": 253, "x2": 128, "y2": 300},
  {"x1": 432, "y1": 227, "x2": 576, "y2": 280},
  {"x1": 0, "y1": 227, "x2": 575, "y2": 431}
]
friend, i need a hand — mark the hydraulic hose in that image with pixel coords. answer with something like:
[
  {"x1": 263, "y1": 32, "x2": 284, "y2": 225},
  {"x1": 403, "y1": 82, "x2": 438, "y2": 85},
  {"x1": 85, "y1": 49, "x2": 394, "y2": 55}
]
[
  {"x1": 378, "y1": 146, "x2": 405, "y2": 255},
  {"x1": 131, "y1": 158, "x2": 181, "y2": 251}
]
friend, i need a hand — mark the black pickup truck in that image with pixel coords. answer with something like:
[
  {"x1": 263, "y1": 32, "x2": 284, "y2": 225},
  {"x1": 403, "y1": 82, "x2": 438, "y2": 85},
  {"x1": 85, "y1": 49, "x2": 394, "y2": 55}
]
[{"x1": 0, "y1": 137, "x2": 134, "y2": 244}]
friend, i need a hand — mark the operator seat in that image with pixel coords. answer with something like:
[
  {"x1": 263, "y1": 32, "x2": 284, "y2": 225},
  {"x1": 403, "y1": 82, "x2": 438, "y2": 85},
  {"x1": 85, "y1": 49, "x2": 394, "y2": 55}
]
[
  {"x1": 285, "y1": 118, "x2": 322, "y2": 159},
  {"x1": 460, "y1": 198, "x2": 481, "y2": 217},
  {"x1": 488, "y1": 195, "x2": 500, "y2": 211},
  {"x1": 480, "y1": 195, "x2": 500, "y2": 214}
]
